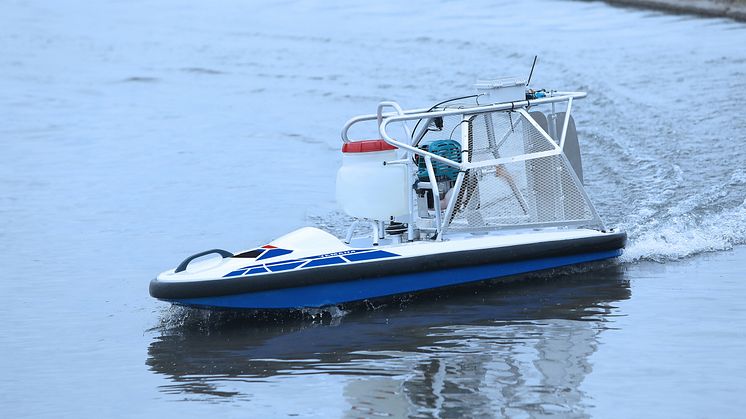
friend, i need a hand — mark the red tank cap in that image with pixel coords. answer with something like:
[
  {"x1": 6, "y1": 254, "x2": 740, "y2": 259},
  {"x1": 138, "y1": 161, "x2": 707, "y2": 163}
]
[{"x1": 342, "y1": 139, "x2": 397, "y2": 153}]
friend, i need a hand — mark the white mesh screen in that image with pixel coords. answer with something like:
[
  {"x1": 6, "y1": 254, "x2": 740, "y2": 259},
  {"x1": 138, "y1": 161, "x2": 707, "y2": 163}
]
[{"x1": 445, "y1": 111, "x2": 599, "y2": 231}]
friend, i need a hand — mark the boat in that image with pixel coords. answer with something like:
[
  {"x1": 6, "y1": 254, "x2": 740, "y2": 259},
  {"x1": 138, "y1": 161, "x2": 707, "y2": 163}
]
[{"x1": 149, "y1": 75, "x2": 626, "y2": 310}]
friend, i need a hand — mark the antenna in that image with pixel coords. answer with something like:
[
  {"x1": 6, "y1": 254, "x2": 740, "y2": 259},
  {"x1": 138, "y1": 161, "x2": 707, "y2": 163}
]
[{"x1": 526, "y1": 55, "x2": 538, "y2": 86}]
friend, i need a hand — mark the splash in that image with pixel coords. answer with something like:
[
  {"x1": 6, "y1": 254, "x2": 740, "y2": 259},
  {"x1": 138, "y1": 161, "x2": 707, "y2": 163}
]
[
  {"x1": 152, "y1": 304, "x2": 349, "y2": 334},
  {"x1": 622, "y1": 199, "x2": 746, "y2": 262},
  {"x1": 621, "y1": 168, "x2": 746, "y2": 262}
]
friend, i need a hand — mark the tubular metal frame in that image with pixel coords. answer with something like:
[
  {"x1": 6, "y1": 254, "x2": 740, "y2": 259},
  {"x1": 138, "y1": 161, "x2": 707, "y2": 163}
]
[{"x1": 340, "y1": 91, "x2": 604, "y2": 242}]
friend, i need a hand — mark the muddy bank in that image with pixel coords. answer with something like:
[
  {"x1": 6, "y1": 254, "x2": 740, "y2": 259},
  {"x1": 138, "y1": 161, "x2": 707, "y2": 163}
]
[{"x1": 604, "y1": 0, "x2": 746, "y2": 21}]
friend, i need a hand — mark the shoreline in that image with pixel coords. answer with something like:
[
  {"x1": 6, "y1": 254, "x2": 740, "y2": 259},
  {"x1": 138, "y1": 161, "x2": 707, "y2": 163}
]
[{"x1": 603, "y1": 0, "x2": 746, "y2": 21}]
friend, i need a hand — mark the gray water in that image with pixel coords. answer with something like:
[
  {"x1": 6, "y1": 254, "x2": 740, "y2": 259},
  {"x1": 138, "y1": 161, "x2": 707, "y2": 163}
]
[{"x1": 2, "y1": 0, "x2": 746, "y2": 417}]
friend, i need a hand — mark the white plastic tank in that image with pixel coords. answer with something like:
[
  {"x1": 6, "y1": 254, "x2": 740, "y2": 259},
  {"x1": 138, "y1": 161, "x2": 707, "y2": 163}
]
[{"x1": 336, "y1": 139, "x2": 409, "y2": 220}]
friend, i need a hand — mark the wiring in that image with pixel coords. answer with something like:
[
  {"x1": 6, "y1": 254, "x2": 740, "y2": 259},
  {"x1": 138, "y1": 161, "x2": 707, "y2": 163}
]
[{"x1": 411, "y1": 94, "x2": 480, "y2": 148}]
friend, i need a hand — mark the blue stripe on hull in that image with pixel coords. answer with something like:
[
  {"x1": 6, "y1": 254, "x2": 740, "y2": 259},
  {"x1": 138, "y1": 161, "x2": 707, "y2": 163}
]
[{"x1": 170, "y1": 249, "x2": 622, "y2": 309}]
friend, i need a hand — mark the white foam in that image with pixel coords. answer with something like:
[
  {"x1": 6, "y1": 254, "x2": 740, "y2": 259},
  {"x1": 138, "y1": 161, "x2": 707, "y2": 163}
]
[{"x1": 622, "y1": 198, "x2": 746, "y2": 262}]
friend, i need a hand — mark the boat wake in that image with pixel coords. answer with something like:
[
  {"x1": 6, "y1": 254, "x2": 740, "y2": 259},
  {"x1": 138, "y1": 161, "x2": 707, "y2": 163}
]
[
  {"x1": 621, "y1": 199, "x2": 746, "y2": 262},
  {"x1": 618, "y1": 169, "x2": 746, "y2": 263}
]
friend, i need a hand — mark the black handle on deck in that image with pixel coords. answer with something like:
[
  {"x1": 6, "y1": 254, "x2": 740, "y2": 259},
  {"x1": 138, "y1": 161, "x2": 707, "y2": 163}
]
[{"x1": 175, "y1": 249, "x2": 234, "y2": 273}]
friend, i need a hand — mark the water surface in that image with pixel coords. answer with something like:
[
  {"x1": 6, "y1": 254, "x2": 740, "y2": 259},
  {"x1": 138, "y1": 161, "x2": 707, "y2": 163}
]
[{"x1": 1, "y1": 0, "x2": 745, "y2": 417}]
